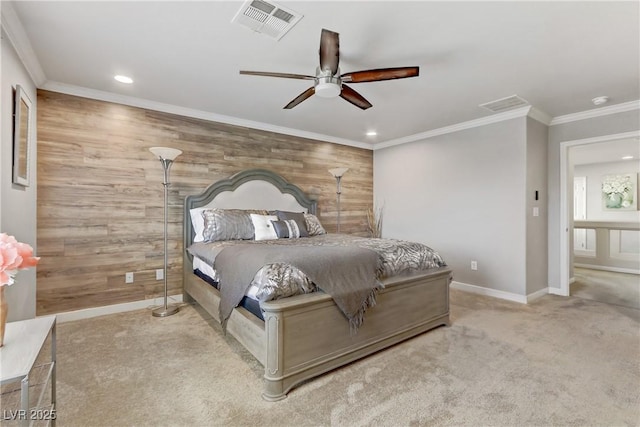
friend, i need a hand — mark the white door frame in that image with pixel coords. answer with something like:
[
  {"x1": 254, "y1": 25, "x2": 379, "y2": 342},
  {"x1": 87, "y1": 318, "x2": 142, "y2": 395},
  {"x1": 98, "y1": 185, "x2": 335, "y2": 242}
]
[
  {"x1": 573, "y1": 176, "x2": 587, "y2": 250},
  {"x1": 559, "y1": 130, "x2": 640, "y2": 295}
]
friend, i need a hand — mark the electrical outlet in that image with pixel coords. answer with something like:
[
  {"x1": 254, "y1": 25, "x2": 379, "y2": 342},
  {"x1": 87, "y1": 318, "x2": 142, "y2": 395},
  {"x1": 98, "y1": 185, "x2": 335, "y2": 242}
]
[
  {"x1": 471, "y1": 261, "x2": 478, "y2": 271},
  {"x1": 156, "y1": 269, "x2": 164, "y2": 280},
  {"x1": 125, "y1": 272, "x2": 134, "y2": 283}
]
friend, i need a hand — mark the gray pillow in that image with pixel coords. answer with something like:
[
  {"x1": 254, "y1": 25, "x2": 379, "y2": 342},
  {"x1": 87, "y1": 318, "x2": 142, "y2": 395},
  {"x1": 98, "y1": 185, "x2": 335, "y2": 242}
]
[
  {"x1": 271, "y1": 219, "x2": 304, "y2": 238},
  {"x1": 275, "y1": 211, "x2": 309, "y2": 237},
  {"x1": 201, "y1": 208, "x2": 268, "y2": 242}
]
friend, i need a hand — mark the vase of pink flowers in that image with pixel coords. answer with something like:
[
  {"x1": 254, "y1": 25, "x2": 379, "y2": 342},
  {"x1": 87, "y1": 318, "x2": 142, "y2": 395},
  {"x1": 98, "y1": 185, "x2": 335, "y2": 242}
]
[{"x1": 0, "y1": 233, "x2": 40, "y2": 347}]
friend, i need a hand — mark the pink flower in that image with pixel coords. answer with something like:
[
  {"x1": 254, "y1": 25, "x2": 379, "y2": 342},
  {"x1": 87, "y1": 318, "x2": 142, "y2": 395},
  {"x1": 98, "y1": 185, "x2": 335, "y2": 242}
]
[{"x1": 0, "y1": 233, "x2": 39, "y2": 287}]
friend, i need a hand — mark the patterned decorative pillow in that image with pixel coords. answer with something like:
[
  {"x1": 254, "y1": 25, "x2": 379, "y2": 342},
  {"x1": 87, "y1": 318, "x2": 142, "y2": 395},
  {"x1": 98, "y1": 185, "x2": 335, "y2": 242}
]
[
  {"x1": 304, "y1": 213, "x2": 326, "y2": 236},
  {"x1": 201, "y1": 208, "x2": 268, "y2": 242},
  {"x1": 271, "y1": 219, "x2": 305, "y2": 239},
  {"x1": 275, "y1": 210, "x2": 309, "y2": 237}
]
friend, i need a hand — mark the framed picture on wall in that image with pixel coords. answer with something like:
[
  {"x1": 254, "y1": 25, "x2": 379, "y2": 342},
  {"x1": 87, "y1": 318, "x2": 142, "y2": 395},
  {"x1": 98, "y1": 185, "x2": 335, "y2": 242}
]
[
  {"x1": 602, "y1": 173, "x2": 637, "y2": 211},
  {"x1": 13, "y1": 84, "x2": 33, "y2": 187}
]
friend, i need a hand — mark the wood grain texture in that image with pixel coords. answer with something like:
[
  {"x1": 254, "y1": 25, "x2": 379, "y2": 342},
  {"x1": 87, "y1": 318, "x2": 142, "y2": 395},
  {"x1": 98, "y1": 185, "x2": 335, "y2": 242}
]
[{"x1": 36, "y1": 90, "x2": 373, "y2": 314}]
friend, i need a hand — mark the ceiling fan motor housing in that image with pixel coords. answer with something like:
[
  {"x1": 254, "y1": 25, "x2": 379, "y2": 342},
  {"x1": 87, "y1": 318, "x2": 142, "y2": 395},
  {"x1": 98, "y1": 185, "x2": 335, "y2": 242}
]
[
  {"x1": 315, "y1": 67, "x2": 341, "y2": 98},
  {"x1": 315, "y1": 75, "x2": 341, "y2": 98}
]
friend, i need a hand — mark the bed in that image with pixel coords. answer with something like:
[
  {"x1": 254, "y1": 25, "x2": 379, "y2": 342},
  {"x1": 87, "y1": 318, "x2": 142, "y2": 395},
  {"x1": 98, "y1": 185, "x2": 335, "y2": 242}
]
[{"x1": 182, "y1": 168, "x2": 452, "y2": 401}]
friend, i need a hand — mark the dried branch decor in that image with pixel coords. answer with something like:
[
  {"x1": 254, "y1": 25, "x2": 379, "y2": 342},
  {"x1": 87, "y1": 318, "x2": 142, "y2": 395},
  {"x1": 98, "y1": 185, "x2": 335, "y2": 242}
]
[{"x1": 367, "y1": 205, "x2": 384, "y2": 238}]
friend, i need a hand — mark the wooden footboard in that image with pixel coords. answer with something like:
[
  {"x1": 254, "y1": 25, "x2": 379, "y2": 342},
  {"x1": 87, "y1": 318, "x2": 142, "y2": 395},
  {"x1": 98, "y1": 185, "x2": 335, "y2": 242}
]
[
  {"x1": 260, "y1": 267, "x2": 451, "y2": 400},
  {"x1": 185, "y1": 267, "x2": 452, "y2": 401},
  {"x1": 184, "y1": 272, "x2": 266, "y2": 363}
]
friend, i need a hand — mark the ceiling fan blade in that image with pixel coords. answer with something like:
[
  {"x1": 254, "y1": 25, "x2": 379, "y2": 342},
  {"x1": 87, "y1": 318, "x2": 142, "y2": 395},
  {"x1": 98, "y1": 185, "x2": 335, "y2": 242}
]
[
  {"x1": 284, "y1": 87, "x2": 316, "y2": 109},
  {"x1": 240, "y1": 70, "x2": 315, "y2": 80},
  {"x1": 341, "y1": 67, "x2": 419, "y2": 83},
  {"x1": 340, "y1": 84, "x2": 372, "y2": 110},
  {"x1": 319, "y1": 29, "x2": 340, "y2": 75}
]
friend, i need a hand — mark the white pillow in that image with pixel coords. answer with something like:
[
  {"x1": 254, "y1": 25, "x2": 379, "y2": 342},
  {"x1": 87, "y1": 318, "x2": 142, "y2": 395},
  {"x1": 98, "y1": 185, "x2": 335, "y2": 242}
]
[
  {"x1": 250, "y1": 214, "x2": 278, "y2": 241},
  {"x1": 190, "y1": 208, "x2": 208, "y2": 242}
]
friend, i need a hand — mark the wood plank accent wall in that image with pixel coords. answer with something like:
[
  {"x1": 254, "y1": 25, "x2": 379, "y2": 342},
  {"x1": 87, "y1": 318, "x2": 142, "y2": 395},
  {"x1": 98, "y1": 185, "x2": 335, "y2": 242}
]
[{"x1": 36, "y1": 90, "x2": 373, "y2": 315}]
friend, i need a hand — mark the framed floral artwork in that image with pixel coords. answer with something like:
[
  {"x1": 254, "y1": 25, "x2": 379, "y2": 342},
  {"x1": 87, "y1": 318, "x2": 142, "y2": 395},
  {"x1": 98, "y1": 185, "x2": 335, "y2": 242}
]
[{"x1": 602, "y1": 173, "x2": 637, "y2": 211}]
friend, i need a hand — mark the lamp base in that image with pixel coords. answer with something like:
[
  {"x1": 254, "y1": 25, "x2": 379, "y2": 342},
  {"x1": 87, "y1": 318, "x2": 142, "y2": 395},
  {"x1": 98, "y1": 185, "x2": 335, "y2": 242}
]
[{"x1": 152, "y1": 304, "x2": 180, "y2": 317}]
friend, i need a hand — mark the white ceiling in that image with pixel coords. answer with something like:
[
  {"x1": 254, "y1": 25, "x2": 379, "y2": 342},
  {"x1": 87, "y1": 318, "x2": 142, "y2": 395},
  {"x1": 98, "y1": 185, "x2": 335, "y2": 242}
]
[{"x1": 4, "y1": 1, "x2": 640, "y2": 148}]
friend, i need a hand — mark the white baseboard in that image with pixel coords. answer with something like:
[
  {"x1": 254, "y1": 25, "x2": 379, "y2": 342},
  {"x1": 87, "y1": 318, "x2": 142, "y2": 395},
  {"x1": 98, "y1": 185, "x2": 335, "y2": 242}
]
[
  {"x1": 525, "y1": 287, "x2": 549, "y2": 303},
  {"x1": 548, "y1": 287, "x2": 568, "y2": 296},
  {"x1": 574, "y1": 264, "x2": 640, "y2": 275},
  {"x1": 451, "y1": 281, "x2": 527, "y2": 303},
  {"x1": 451, "y1": 281, "x2": 555, "y2": 304},
  {"x1": 55, "y1": 294, "x2": 184, "y2": 323}
]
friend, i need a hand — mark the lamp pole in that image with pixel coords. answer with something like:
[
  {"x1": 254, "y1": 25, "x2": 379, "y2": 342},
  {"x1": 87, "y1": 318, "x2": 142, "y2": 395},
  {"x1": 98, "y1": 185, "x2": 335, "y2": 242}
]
[
  {"x1": 336, "y1": 175, "x2": 343, "y2": 233},
  {"x1": 328, "y1": 167, "x2": 349, "y2": 234},
  {"x1": 150, "y1": 147, "x2": 182, "y2": 317}
]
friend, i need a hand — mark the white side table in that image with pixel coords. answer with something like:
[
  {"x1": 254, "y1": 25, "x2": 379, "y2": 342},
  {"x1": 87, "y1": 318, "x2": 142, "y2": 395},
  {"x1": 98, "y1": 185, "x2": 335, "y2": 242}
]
[{"x1": 0, "y1": 316, "x2": 57, "y2": 426}]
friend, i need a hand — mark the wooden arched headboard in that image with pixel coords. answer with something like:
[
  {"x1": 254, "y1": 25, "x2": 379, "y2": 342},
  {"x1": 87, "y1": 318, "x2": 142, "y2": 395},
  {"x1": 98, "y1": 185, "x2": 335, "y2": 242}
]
[{"x1": 184, "y1": 168, "x2": 317, "y2": 251}]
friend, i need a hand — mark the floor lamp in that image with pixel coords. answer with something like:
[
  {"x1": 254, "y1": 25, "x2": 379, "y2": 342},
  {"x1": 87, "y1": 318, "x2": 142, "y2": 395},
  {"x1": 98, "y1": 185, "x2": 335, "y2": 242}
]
[
  {"x1": 150, "y1": 146, "x2": 182, "y2": 317},
  {"x1": 328, "y1": 167, "x2": 349, "y2": 233}
]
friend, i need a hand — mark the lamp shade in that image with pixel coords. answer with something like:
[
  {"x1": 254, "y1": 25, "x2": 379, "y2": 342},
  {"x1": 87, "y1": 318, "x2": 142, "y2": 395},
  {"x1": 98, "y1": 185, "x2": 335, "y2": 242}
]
[
  {"x1": 150, "y1": 147, "x2": 182, "y2": 161},
  {"x1": 328, "y1": 167, "x2": 349, "y2": 178}
]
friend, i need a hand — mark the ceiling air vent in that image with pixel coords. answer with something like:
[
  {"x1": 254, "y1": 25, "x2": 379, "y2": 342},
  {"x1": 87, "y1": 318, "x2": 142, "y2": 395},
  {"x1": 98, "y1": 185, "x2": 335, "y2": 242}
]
[
  {"x1": 232, "y1": 0, "x2": 303, "y2": 41},
  {"x1": 479, "y1": 95, "x2": 530, "y2": 113}
]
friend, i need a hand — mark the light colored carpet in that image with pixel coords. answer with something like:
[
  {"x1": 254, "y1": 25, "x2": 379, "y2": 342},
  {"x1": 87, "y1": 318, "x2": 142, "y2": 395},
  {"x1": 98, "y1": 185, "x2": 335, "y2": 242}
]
[
  {"x1": 572, "y1": 267, "x2": 640, "y2": 310},
  {"x1": 21, "y1": 290, "x2": 640, "y2": 426}
]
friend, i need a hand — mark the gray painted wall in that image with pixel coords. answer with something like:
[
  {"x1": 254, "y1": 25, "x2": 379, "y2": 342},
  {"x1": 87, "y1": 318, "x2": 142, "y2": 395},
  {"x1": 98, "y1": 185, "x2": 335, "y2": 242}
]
[
  {"x1": 1, "y1": 29, "x2": 38, "y2": 320},
  {"x1": 374, "y1": 118, "x2": 528, "y2": 295},
  {"x1": 548, "y1": 110, "x2": 640, "y2": 289},
  {"x1": 526, "y1": 117, "x2": 548, "y2": 294}
]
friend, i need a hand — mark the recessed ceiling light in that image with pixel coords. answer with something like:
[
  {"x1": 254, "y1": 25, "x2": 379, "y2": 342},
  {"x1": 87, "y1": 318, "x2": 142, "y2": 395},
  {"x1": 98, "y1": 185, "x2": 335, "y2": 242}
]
[
  {"x1": 366, "y1": 131, "x2": 377, "y2": 137},
  {"x1": 114, "y1": 75, "x2": 133, "y2": 84},
  {"x1": 591, "y1": 96, "x2": 609, "y2": 106},
  {"x1": 622, "y1": 155, "x2": 634, "y2": 160}
]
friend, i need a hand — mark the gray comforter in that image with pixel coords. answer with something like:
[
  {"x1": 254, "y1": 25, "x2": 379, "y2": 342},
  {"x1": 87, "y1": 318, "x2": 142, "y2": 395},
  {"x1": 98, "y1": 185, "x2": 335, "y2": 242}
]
[
  {"x1": 188, "y1": 234, "x2": 447, "y2": 304},
  {"x1": 215, "y1": 243, "x2": 381, "y2": 331}
]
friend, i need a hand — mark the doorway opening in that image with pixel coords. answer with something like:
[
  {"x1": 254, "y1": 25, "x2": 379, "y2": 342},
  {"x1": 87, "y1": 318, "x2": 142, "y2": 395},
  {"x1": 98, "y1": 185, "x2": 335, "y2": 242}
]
[{"x1": 560, "y1": 131, "x2": 640, "y2": 307}]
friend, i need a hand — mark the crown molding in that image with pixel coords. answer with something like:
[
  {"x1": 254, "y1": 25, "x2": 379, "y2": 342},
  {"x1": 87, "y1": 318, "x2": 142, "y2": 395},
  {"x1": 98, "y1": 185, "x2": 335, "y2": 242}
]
[
  {"x1": 550, "y1": 100, "x2": 640, "y2": 126},
  {"x1": 41, "y1": 81, "x2": 373, "y2": 150},
  {"x1": 0, "y1": 1, "x2": 46, "y2": 86},
  {"x1": 528, "y1": 107, "x2": 552, "y2": 126},
  {"x1": 374, "y1": 106, "x2": 534, "y2": 150},
  {"x1": 47, "y1": 80, "x2": 541, "y2": 152},
  {"x1": 35, "y1": 82, "x2": 640, "y2": 153}
]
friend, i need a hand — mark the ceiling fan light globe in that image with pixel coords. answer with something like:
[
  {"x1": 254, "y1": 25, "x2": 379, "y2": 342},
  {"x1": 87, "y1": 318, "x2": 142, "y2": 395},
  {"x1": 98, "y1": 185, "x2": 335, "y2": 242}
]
[{"x1": 315, "y1": 82, "x2": 341, "y2": 98}]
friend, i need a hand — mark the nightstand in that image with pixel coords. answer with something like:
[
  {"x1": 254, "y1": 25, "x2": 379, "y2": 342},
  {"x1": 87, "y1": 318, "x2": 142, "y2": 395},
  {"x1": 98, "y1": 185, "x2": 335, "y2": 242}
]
[{"x1": 0, "y1": 316, "x2": 57, "y2": 426}]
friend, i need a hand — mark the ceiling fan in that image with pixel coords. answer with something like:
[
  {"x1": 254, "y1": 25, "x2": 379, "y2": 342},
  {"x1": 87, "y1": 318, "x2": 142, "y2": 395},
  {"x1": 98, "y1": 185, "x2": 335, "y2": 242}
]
[{"x1": 239, "y1": 28, "x2": 420, "y2": 110}]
